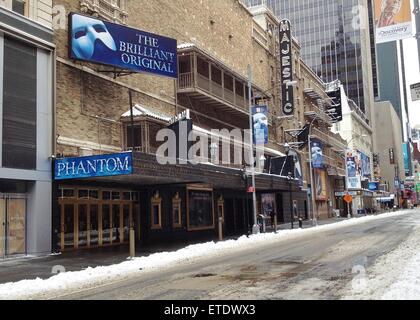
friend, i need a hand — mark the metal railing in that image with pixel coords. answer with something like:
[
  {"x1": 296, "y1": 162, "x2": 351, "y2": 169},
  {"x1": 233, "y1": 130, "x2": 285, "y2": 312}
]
[{"x1": 177, "y1": 72, "x2": 248, "y2": 111}]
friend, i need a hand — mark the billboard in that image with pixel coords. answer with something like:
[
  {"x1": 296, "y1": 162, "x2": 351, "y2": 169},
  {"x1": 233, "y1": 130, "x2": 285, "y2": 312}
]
[
  {"x1": 374, "y1": 0, "x2": 413, "y2": 43},
  {"x1": 252, "y1": 105, "x2": 269, "y2": 145},
  {"x1": 69, "y1": 13, "x2": 177, "y2": 78},
  {"x1": 403, "y1": 142, "x2": 411, "y2": 176},
  {"x1": 311, "y1": 140, "x2": 323, "y2": 169},
  {"x1": 360, "y1": 152, "x2": 372, "y2": 179},
  {"x1": 289, "y1": 149, "x2": 303, "y2": 188},
  {"x1": 54, "y1": 152, "x2": 133, "y2": 180},
  {"x1": 314, "y1": 169, "x2": 328, "y2": 201},
  {"x1": 279, "y1": 20, "x2": 294, "y2": 116},
  {"x1": 369, "y1": 182, "x2": 380, "y2": 191}
]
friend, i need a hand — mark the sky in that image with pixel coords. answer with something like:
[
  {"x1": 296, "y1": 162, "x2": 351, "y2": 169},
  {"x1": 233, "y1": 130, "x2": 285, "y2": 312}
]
[{"x1": 401, "y1": 0, "x2": 420, "y2": 130}]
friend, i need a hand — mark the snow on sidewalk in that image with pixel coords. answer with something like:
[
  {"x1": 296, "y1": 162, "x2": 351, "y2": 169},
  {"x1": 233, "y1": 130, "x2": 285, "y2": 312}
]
[
  {"x1": 0, "y1": 210, "x2": 411, "y2": 300},
  {"x1": 343, "y1": 212, "x2": 420, "y2": 300}
]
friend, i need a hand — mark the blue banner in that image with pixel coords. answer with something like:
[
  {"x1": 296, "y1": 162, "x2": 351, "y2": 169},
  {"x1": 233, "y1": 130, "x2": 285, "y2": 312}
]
[
  {"x1": 252, "y1": 105, "x2": 268, "y2": 145},
  {"x1": 360, "y1": 152, "x2": 371, "y2": 179},
  {"x1": 403, "y1": 143, "x2": 410, "y2": 175},
  {"x1": 69, "y1": 13, "x2": 177, "y2": 78},
  {"x1": 54, "y1": 152, "x2": 133, "y2": 180},
  {"x1": 368, "y1": 182, "x2": 379, "y2": 191},
  {"x1": 311, "y1": 140, "x2": 323, "y2": 169}
]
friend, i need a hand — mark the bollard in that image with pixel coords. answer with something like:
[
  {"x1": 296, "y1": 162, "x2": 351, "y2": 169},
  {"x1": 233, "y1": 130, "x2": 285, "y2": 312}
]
[
  {"x1": 130, "y1": 227, "x2": 135, "y2": 258},
  {"x1": 274, "y1": 215, "x2": 278, "y2": 233},
  {"x1": 299, "y1": 217, "x2": 303, "y2": 229},
  {"x1": 218, "y1": 217, "x2": 223, "y2": 241}
]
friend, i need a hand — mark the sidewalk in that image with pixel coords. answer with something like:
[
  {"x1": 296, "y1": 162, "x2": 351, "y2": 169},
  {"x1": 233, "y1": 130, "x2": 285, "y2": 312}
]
[{"x1": 0, "y1": 214, "x2": 374, "y2": 286}]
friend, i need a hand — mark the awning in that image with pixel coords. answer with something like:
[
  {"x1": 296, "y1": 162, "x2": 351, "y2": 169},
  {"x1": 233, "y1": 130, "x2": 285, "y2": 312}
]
[{"x1": 376, "y1": 194, "x2": 395, "y2": 202}]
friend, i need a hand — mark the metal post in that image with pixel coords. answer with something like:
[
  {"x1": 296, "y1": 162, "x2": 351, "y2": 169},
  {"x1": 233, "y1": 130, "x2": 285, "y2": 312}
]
[
  {"x1": 128, "y1": 90, "x2": 135, "y2": 150},
  {"x1": 274, "y1": 215, "x2": 278, "y2": 233},
  {"x1": 128, "y1": 90, "x2": 136, "y2": 258},
  {"x1": 289, "y1": 174, "x2": 294, "y2": 229},
  {"x1": 248, "y1": 65, "x2": 259, "y2": 235},
  {"x1": 344, "y1": 147, "x2": 352, "y2": 218},
  {"x1": 308, "y1": 134, "x2": 318, "y2": 226},
  {"x1": 218, "y1": 217, "x2": 223, "y2": 241},
  {"x1": 130, "y1": 226, "x2": 135, "y2": 258}
]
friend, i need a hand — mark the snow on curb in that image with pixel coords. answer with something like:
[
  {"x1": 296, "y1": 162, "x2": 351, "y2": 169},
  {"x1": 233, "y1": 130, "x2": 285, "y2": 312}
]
[{"x1": 0, "y1": 210, "x2": 411, "y2": 300}]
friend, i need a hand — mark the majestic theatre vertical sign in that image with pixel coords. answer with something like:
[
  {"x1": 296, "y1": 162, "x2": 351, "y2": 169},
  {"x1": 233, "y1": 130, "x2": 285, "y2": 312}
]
[{"x1": 279, "y1": 20, "x2": 294, "y2": 116}]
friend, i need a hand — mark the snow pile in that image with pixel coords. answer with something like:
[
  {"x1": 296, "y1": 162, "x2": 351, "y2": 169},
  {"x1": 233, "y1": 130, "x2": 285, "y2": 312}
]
[
  {"x1": 342, "y1": 212, "x2": 420, "y2": 300},
  {"x1": 0, "y1": 210, "x2": 411, "y2": 300},
  {"x1": 381, "y1": 251, "x2": 420, "y2": 300}
]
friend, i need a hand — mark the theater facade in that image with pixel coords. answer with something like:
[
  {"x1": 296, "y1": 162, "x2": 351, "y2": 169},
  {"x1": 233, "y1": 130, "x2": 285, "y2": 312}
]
[{"x1": 51, "y1": 0, "x2": 343, "y2": 253}]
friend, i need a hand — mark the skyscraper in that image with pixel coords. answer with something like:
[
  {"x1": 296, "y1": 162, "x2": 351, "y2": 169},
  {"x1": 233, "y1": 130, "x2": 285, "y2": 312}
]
[{"x1": 244, "y1": 0, "x2": 378, "y2": 119}]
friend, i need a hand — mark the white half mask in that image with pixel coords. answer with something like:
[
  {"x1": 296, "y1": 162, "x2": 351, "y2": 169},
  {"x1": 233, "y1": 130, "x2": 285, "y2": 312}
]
[{"x1": 71, "y1": 15, "x2": 117, "y2": 60}]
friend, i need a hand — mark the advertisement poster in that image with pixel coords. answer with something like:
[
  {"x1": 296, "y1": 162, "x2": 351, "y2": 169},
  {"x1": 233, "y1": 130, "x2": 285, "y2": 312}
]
[
  {"x1": 252, "y1": 105, "x2": 269, "y2": 145},
  {"x1": 360, "y1": 152, "x2": 372, "y2": 179},
  {"x1": 289, "y1": 149, "x2": 303, "y2": 187},
  {"x1": 261, "y1": 194, "x2": 277, "y2": 217},
  {"x1": 314, "y1": 169, "x2": 328, "y2": 201},
  {"x1": 403, "y1": 143, "x2": 411, "y2": 176},
  {"x1": 311, "y1": 140, "x2": 323, "y2": 169},
  {"x1": 374, "y1": 0, "x2": 413, "y2": 43},
  {"x1": 69, "y1": 13, "x2": 178, "y2": 78},
  {"x1": 347, "y1": 156, "x2": 357, "y2": 178}
]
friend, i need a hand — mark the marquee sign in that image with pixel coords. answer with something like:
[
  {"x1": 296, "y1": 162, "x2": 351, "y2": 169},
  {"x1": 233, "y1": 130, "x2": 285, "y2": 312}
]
[
  {"x1": 54, "y1": 152, "x2": 133, "y2": 180},
  {"x1": 279, "y1": 19, "x2": 294, "y2": 116},
  {"x1": 69, "y1": 13, "x2": 178, "y2": 78}
]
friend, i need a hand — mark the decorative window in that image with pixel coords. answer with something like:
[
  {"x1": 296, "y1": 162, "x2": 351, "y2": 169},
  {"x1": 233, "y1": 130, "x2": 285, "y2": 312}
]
[
  {"x1": 217, "y1": 196, "x2": 225, "y2": 224},
  {"x1": 151, "y1": 191, "x2": 162, "y2": 230},
  {"x1": 187, "y1": 188, "x2": 214, "y2": 231},
  {"x1": 80, "y1": 0, "x2": 128, "y2": 24},
  {"x1": 1, "y1": 0, "x2": 28, "y2": 16},
  {"x1": 172, "y1": 193, "x2": 182, "y2": 228}
]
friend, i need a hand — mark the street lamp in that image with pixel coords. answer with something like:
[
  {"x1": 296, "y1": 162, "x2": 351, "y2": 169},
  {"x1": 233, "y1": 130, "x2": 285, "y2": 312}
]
[
  {"x1": 287, "y1": 171, "x2": 294, "y2": 229},
  {"x1": 210, "y1": 142, "x2": 218, "y2": 163},
  {"x1": 283, "y1": 143, "x2": 295, "y2": 229}
]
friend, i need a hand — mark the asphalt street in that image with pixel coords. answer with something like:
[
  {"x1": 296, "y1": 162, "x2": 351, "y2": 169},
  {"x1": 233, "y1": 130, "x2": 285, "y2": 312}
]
[{"x1": 50, "y1": 210, "x2": 420, "y2": 300}]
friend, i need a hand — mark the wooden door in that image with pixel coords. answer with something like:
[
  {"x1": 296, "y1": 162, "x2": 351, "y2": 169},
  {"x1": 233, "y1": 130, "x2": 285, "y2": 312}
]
[
  {"x1": 0, "y1": 199, "x2": 5, "y2": 258},
  {"x1": 7, "y1": 198, "x2": 26, "y2": 255}
]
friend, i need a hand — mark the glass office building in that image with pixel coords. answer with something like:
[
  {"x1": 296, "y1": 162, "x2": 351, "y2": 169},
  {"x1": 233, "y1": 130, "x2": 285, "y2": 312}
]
[{"x1": 244, "y1": 0, "x2": 378, "y2": 116}]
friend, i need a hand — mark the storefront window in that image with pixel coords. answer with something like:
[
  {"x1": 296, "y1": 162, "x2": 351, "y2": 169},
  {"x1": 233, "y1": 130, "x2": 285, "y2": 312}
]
[
  {"x1": 112, "y1": 204, "x2": 120, "y2": 243},
  {"x1": 78, "y1": 190, "x2": 89, "y2": 200},
  {"x1": 151, "y1": 192, "x2": 162, "y2": 229},
  {"x1": 172, "y1": 193, "x2": 182, "y2": 228},
  {"x1": 102, "y1": 204, "x2": 111, "y2": 245},
  {"x1": 59, "y1": 188, "x2": 137, "y2": 251},
  {"x1": 102, "y1": 191, "x2": 111, "y2": 201},
  {"x1": 89, "y1": 190, "x2": 99, "y2": 200},
  {"x1": 62, "y1": 189, "x2": 75, "y2": 199},
  {"x1": 112, "y1": 192, "x2": 120, "y2": 201},
  {"x1": 187, "y1": 190, "x2": 214, "y2": 231}
]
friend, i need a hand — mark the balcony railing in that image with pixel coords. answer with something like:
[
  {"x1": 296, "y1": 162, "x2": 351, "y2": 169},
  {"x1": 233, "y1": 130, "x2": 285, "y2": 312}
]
[
  {"x1": 304, "y1": 101, "x2": 332, "y2": 126},
  {"x1": 178, "y1": 71, "x2": 248, "y2": 111}
]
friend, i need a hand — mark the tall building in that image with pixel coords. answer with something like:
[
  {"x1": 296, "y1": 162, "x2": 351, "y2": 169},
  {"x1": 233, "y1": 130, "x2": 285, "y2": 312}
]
[
  {"x1": 0, "y1": 0, "x2": 54, "y2": 259},
  {"x1": 376, "y1": 42, "x2": 402, "y2": 120},
  {"x1": 244, "y1": 0, "x2": 378, "y2": 120}
]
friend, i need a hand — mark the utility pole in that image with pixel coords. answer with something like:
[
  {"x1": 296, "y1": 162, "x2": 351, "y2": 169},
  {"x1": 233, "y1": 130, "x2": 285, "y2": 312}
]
[{"x1": 248, "y1": 65, "x2": 259, "y2": 235}]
